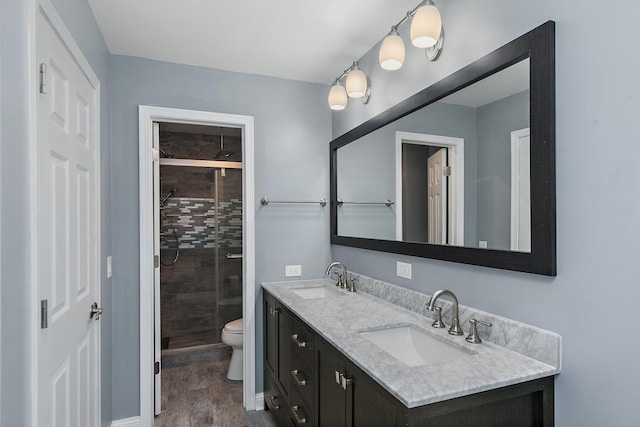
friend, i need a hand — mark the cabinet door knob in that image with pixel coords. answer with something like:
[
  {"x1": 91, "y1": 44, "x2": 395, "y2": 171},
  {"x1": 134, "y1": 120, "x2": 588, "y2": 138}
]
[
  {"x1": 335, "y1": 370, "x2": 341, "y2": 384},
  {"x1": 291, "y1": 333, "x2": 307, "y2": 348},
  {"x1": 340, "y1": 374, "x2": 352, "y2": 390}
]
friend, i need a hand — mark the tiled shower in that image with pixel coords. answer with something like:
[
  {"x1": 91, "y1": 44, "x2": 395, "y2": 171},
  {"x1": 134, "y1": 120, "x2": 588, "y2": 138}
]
[{"x1": 158, "y1": 124, "x2": 242, "y2": 351}]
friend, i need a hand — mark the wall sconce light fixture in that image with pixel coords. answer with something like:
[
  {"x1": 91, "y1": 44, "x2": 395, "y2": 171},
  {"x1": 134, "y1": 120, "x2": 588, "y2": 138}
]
[
  {"x1": 328, "y1": 79, "x2": 348, "y2": 110},
  {"x1": 327, "y1": 0, "x2": 444, "y2": 111},
  {"x1": 379, "y1": 26, "x2": 406, "y2": 71}
]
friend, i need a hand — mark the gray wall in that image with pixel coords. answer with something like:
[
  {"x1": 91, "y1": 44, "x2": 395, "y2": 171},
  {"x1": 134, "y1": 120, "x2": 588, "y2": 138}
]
[
  {"x1": 332, "y1": 1, "x2": 640, "y2": 426},
  {"x1": 476, "y1": 90, "x2": 529, "y2": 250},
  {"x1": 109, "y1": 55, "x2": 332, "y2": 419},
  {"x1": 0, "y1": 1, "x2": 31, "y2": 424},
  {"x1": 0, "y1": 0, "x2": 112, "y2": 425}
]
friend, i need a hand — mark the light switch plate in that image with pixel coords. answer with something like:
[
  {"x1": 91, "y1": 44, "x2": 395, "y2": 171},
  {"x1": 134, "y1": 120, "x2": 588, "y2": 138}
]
[
  {"x1": 397, "y1": 261, "x2": 412, "y2": 279},
  {"x1": 107, "y1": 256, "x2": 113, "y2": 278},
  {"x1": 285, "y1": 265, "x2": 302, "y2": 277}
]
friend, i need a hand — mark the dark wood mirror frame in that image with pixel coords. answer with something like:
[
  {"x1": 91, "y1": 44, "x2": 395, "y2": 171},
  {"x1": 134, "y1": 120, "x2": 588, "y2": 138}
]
[{"x1": 330, "y1": 21, "x2": 555, "y2": 276}]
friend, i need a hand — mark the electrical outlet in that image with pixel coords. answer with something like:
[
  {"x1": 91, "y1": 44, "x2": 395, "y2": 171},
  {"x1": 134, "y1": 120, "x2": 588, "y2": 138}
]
[
  {"x1": 479, "y1": 241, "x2": 488, "y2": 248},
  {"x1": 396, "y1": 261, "x2": 412, "y2": 279},
  {"x1": 285, "y1": 265, "x2": 302, "y2": 277},
  {"x1": 107, "y1": 256, "x2": 113, "y2": 278}
]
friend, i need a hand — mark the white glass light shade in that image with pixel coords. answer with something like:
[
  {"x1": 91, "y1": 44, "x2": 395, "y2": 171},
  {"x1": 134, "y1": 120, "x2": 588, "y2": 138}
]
[
  {"x1": 410, "y1": 4, "x2": 442, "y2": 48},
  {"x1": 328, "y1": 82, "x2": 347, "y2": 110},
  {"x1": 379, "y1": 32, "x2": 405, "y2": 70},
  {"x1": 345, "y1": 67, "x2": 368, "y2": 98}
]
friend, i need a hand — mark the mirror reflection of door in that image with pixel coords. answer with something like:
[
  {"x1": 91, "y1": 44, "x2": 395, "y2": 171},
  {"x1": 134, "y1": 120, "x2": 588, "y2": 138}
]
[
  {"x1": 510, "y1": 128, "x2": 531, "y2": 251},
  {"x1": 397, "y1": 132, "x2": 463, "y2": 246},
  {"x1": 427, "y1": 148, "x2": 447, "y2": 244}
]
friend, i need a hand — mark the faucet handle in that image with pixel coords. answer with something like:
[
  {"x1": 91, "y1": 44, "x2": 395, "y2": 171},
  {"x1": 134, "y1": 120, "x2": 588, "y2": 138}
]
[
  {"x1": 466, "y1": 318, "x2": 493, "y2": 344},
  {"x1": 347, "y1": 274, "x2": 358, "y2": 292},
  {"x1": 432, "y1": 306, "x2": 446, "y2": 328}
]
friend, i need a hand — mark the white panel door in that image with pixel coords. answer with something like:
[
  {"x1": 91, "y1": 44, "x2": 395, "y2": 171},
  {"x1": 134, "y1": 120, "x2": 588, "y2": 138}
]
[
  {"x1": 427, "y1": 149, "x2": 447, "y2": 244},
  {"x1": 37, "y1": 4, "x2": 101, "y2": 427}
]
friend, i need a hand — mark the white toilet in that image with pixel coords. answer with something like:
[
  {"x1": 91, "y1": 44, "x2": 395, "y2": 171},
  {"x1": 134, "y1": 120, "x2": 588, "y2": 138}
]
[{"x1": 221, "y1": 318, "x2": 243, "y2": 381}]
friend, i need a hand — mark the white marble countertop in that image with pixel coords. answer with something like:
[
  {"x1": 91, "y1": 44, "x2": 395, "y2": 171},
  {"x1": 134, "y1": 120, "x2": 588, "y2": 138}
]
[{"x1": 262, "y1": 279, "x2": 560, "y2": 408}]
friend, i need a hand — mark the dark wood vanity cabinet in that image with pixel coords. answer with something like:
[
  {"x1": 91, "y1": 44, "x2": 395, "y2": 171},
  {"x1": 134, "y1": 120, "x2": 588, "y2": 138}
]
[
  {"x1": 263, "y1": 290, "x2": 554, "y2": 426},
  {"x1": 318, "y1": 339, "x2": 397, "y2": 426},
  {"x1": 264, "y1": 292, "x2": 316, "y2": 426}
]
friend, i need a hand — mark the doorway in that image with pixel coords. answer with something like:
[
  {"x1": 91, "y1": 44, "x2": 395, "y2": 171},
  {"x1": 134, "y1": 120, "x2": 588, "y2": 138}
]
[
  {"x1": 156, "y1": 123, "x2": 243, "y2": 352},
  {"x1": 395, "y1": 131, "x2": 464, "y2": 245},
  {"x1": 139, "y1": 107, "x2": 256, "y2": 426}
]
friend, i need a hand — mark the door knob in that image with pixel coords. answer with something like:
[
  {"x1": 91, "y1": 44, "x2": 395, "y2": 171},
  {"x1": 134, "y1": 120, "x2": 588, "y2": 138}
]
[{"x1": 90, "y1": 302, "x2": 103, "y2": 320}]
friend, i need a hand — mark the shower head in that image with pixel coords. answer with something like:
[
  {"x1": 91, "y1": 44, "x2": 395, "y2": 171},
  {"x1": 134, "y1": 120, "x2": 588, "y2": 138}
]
[
  {"x1": 160, "y1": 188, "x2": 178, "y2": 206},
  {"x1": 213, "y1": 128, "x2": 235, "y2": 160}
]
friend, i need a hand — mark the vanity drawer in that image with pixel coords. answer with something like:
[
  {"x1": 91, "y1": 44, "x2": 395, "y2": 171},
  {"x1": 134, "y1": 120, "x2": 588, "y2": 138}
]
[
  {"x1": 264, "y1": 371, "x2": 294, "y2": 427},
  {"x1": 290, "y1": 316, "x2": 315, "y2": 369},
  {"x1": 290, "y1": 351, "x2": 315, "y2": 409}
]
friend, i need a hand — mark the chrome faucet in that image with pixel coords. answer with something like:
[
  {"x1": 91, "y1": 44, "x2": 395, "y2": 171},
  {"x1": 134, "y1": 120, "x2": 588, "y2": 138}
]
[
  {"x1": 325, "y1": 262, "x2": 347, "y2": 289},
  {"x1": 426, "y1": 289, "x2": 464, "y2": 336}
]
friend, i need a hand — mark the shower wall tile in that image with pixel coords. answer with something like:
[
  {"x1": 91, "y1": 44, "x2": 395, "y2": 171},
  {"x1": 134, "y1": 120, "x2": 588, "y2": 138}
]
[{"x1": 160, "y1": 197, "x2": 242, "y2": 250}]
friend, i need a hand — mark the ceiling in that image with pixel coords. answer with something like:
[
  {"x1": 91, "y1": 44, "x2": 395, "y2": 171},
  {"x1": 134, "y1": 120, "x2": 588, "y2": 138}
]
[{"x1": 88, "y1": 0, "x2": 419, "y2": 84}]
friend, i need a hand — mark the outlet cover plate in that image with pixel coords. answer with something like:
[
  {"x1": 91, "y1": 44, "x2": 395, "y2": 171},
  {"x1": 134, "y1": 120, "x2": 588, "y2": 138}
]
[
  {"x1": 285, "y1": 265, "x2": 302, "y2": 277},
  {"x1": 397, "y1": 261, "x2": 412, "y2": 279}
]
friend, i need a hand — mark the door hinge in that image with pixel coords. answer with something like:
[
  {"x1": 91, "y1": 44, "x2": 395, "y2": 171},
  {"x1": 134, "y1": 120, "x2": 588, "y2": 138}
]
[
  {"x1": 154, "y1": 361, "x2": 160, "y2": 375},
  {"x1": 40, "y1": 299, "x2": 48, "y2": 329},
  {"x1": 443, "y1": 166, "x2": 452, "y2": 176},
  {"x1": 152, "y1": 148, "x2": 160, "y2": 162},
  {"x1": 39, "y1": 63, "x2": 47, "y2": 94},
  {"x1": 154, "y1": 255, "x2": 160, "y2": 268}
]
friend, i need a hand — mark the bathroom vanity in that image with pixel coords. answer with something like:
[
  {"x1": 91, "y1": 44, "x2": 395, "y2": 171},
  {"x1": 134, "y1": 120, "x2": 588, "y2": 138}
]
[{"x1": 262, "y1": 279, "x2": 559, "y2": 426}]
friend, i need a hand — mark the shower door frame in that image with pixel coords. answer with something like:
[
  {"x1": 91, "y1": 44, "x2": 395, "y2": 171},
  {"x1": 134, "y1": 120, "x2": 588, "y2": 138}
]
[{"x1": 139, "y1": 106, "x2": 256, "y2": 426}]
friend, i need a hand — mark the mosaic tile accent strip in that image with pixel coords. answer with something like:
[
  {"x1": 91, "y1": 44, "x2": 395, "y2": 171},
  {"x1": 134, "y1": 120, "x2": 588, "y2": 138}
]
[{"x1": 160, "y1": 197, "x2": 242, "y2": 249}]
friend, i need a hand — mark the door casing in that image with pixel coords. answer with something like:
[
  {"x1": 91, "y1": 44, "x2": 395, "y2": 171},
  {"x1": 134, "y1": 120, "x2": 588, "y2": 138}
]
[{"x1": 138, "y1": 106, "x2": 256, "y2": 426}]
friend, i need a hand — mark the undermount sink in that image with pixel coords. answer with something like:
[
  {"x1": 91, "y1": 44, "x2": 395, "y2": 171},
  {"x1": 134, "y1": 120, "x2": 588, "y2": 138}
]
[
  {"x1": 358, "y1": 325, "x2": 473, "y2": 367},
  {"x1": 290, "y1": 285, "x2": 345, "y2": 299}
]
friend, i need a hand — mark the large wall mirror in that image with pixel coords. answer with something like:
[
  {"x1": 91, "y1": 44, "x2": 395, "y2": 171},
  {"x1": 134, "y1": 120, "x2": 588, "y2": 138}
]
[{"x1": 330, "y1": 21, "x2": 556, "y2": 276}]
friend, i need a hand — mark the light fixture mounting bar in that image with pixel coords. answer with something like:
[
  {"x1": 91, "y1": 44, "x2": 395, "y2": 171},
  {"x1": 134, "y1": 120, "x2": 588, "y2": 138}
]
[
  {"x1": 394, "y1": 1, "x2": 428, "y2": 31},
  {"x1": 335, "y1": 63, "x2": 357, "y2": 82}
]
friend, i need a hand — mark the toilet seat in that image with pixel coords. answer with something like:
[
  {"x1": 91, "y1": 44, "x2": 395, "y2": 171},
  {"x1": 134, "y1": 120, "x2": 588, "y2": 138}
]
[{"x1": 224, "y1": 318, "x2": 243, "y2": 334}]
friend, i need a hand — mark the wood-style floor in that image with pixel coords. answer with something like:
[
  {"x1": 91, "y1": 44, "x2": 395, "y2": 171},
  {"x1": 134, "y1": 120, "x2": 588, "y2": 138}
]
[{"x1": 154, "y1": 357, "x2": 275, "y2": 427}]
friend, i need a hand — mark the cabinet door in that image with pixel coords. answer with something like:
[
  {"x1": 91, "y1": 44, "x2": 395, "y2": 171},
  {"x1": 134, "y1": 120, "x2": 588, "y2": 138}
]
[
  {"x1": 348, "y1": 364, "x2": 397, "y2": 427},
  {"x1": 278, "y1": 306, "x2": 293, "y2": 398},
  {"x1": 264, "y1": 294, "x2": 279, "y2": 379},
  {"x1": 318, "y1": 340, "x2": 347, "y2": 427}
]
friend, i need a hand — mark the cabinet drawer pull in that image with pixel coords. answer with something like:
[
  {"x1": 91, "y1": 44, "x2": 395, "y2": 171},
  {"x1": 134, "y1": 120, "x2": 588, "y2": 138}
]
[
  {"x1": 335, "y1": 370, "x2": 341, "y2": 384},
  {"x1": 291, "y1": 333, "x2": 307, "y2": 348},
  {"x1": 291, "y1": 405, "x2": 307, "y2": 424},
  {"x1": 269, "y1": 307, "x2": 281, "y2": 316},
  {"x1": 291, "y1": 369, "x2": 307, "y2": 386},
  {"x1": 266, "y1": 395, "x2": 280, "y2": 410}
]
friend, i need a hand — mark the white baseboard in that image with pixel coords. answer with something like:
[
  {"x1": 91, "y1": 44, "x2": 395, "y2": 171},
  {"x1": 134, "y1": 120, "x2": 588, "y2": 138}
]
[
  {"x1": 255, "y1": 392, "x2": 265, "y2": 411},
  {"x1": 111, "y1": 416, "x2": 141, "y2": 427}
]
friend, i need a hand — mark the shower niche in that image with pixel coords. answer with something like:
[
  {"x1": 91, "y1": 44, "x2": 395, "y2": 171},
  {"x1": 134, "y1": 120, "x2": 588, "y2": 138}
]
[{"x1": 157, "y1": 123, "x2": 243, "y2": 350}]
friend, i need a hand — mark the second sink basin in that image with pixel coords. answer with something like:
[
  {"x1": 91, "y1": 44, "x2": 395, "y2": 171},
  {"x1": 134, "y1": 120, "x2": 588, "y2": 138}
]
[
  {"x1": 359, "y1": 325, "x2": 473, "y2": 367},
  {"x1": 290, "y1": 285, "x2": 344, "y2": 299}
]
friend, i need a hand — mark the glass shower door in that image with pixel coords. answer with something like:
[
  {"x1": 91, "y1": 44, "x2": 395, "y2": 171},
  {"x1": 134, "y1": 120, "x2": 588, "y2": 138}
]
[{"x1": 213, "y1": 168, "x2": 243, "y2": 341}]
